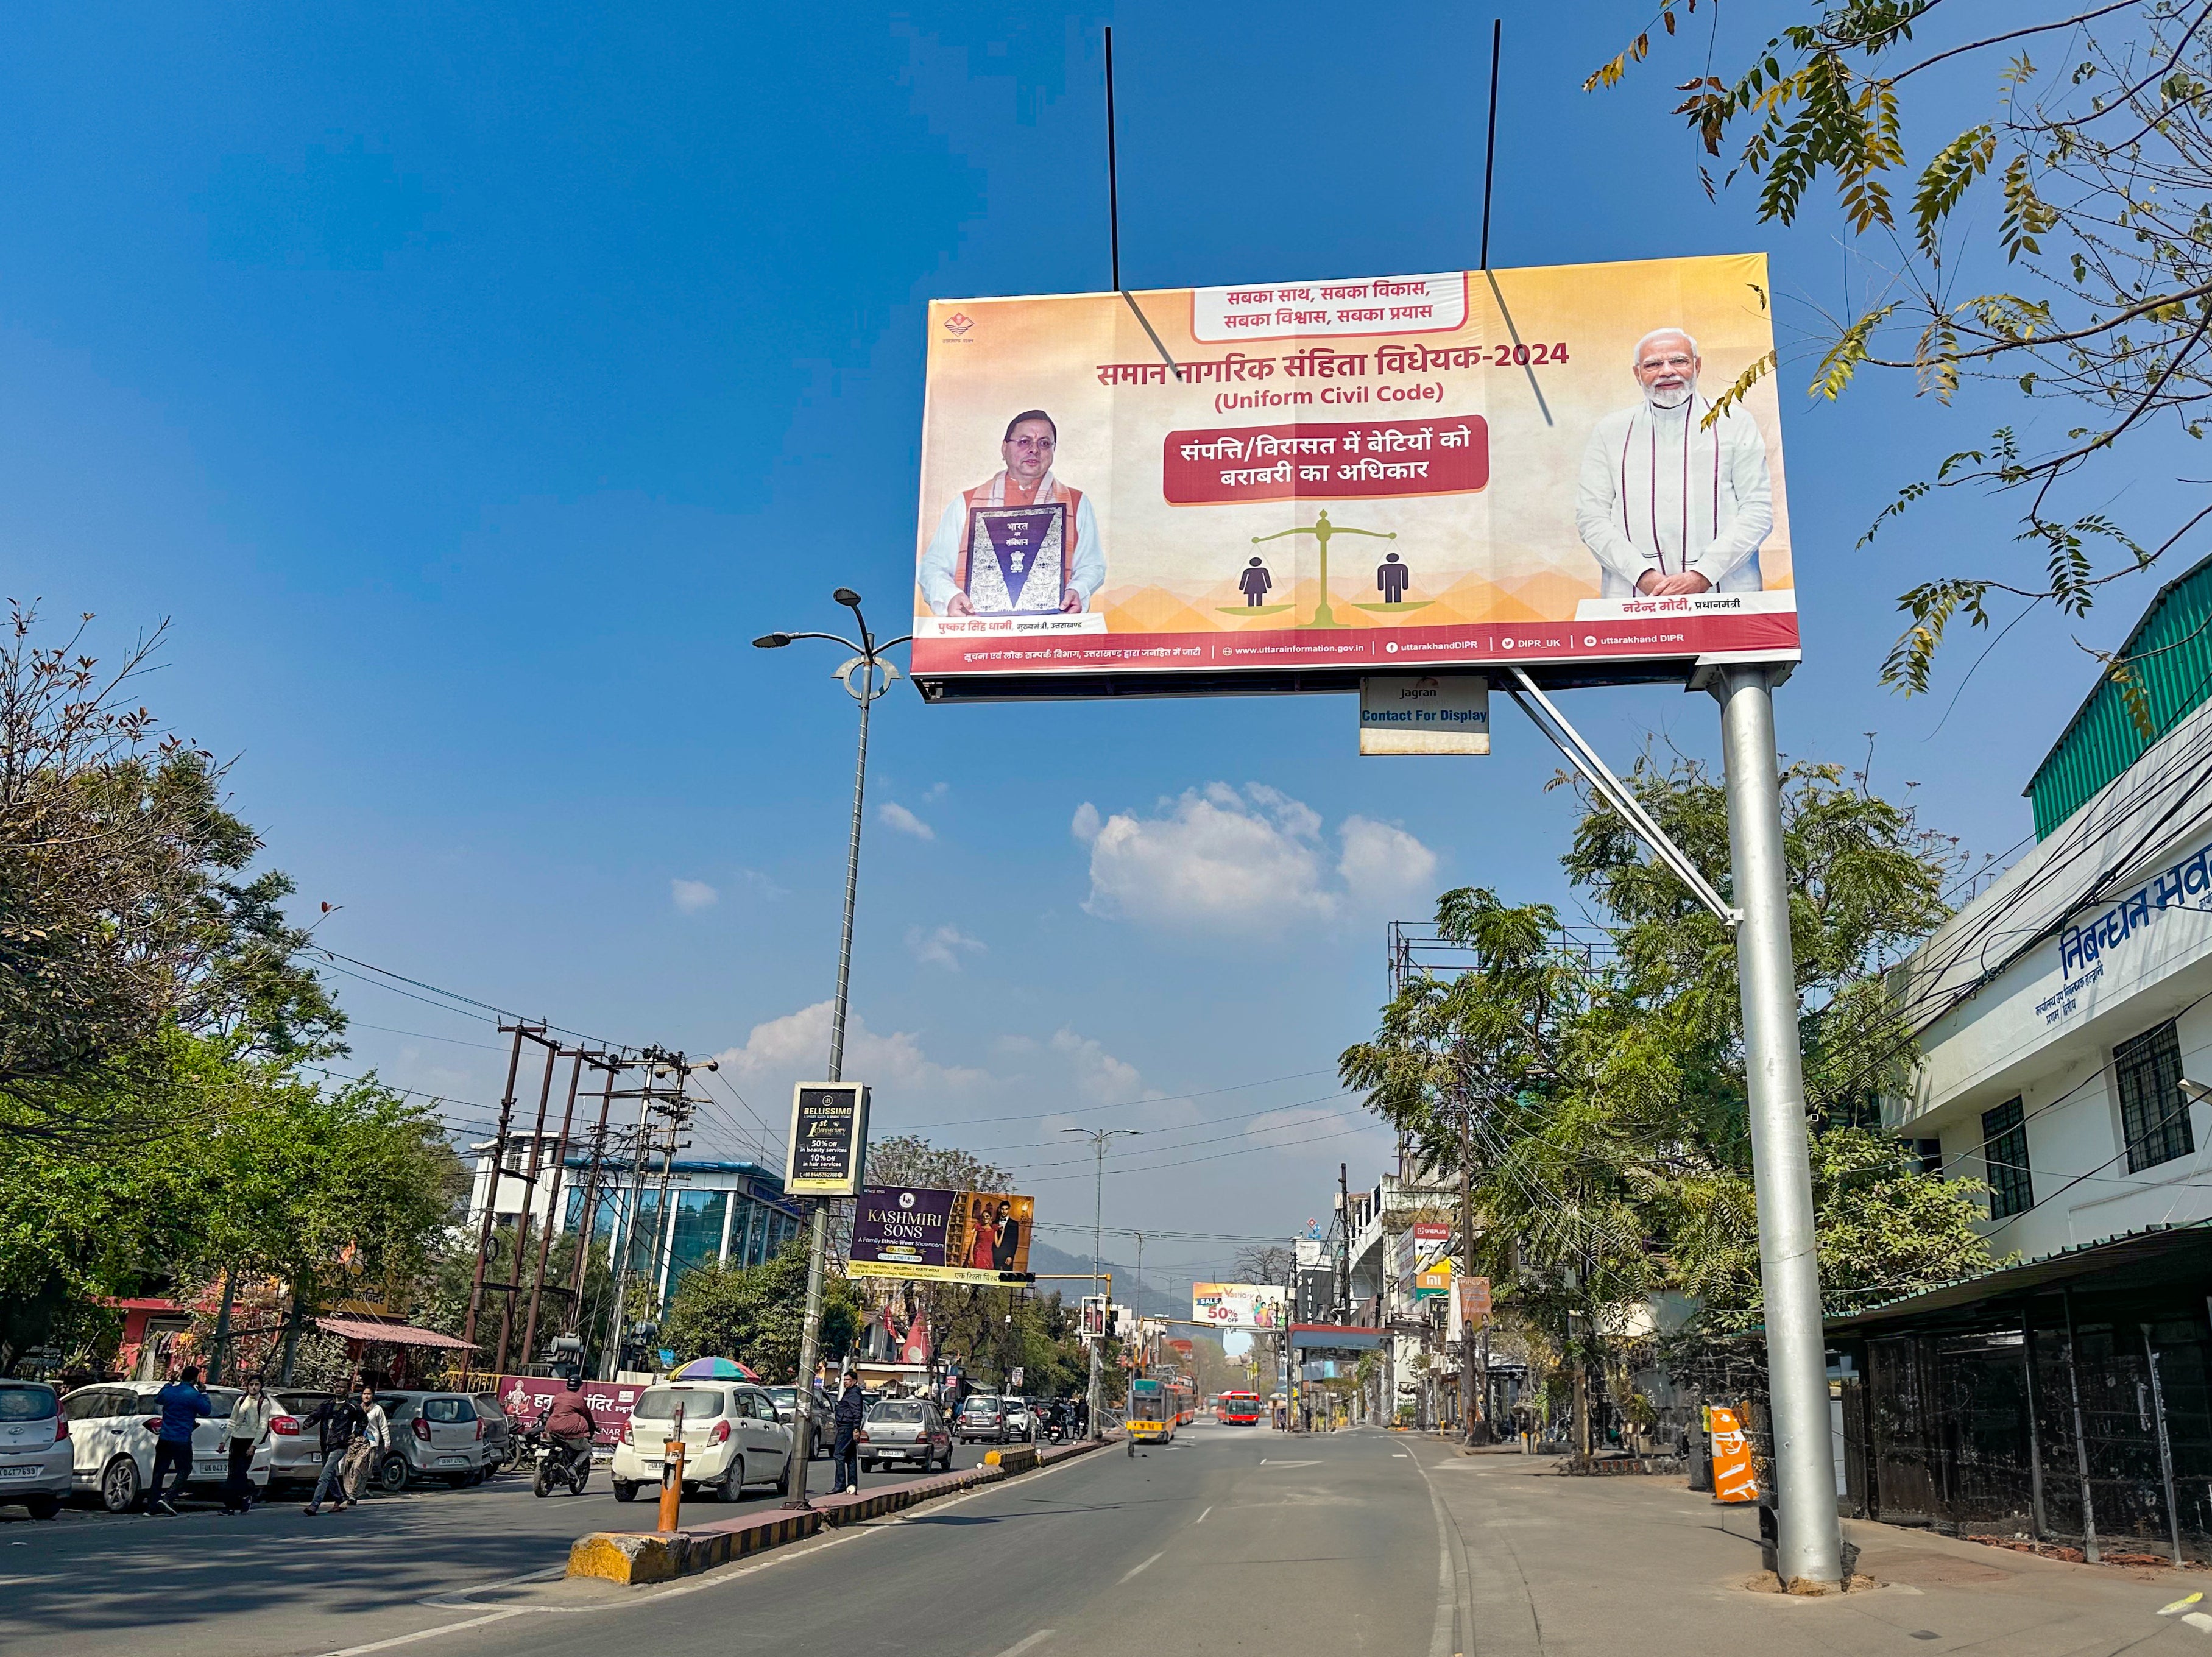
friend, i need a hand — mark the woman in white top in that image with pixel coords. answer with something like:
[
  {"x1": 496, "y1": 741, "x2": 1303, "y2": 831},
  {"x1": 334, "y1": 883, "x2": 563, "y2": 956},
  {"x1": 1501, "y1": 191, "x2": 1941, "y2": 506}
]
[{"x1": 222, "y1": 1377, "x2": 278, "y2": 1514}]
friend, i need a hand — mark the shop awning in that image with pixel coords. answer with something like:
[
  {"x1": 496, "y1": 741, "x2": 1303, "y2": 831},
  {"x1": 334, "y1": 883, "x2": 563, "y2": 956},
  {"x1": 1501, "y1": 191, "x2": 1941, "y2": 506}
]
[
  {"x1": 316, "y1": 1315, "x2": 476, "y2": 1351},
  {"x1": 1825, "y1": 1221, "x2": 2212, "y2": 1336},
  {"x1": 1289, "y1": 1323, "x2": 1383, "y2": 1352}
]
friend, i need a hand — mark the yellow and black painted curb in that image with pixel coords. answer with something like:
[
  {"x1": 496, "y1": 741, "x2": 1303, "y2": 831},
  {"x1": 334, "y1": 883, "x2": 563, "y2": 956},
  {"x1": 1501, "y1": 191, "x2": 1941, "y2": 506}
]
[{"x1": 568, "y1": 1438, "x2": 1107, "y2": 1586}]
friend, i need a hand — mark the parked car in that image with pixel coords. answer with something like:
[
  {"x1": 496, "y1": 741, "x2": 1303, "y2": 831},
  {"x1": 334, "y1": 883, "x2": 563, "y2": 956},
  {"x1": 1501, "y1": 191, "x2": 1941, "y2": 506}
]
[
  {"x1": 955, "y1": 1394, "x2": 1009, "y2": 1445},
  {"x1": 609, "y1": 1382, "x2": 791, "y2": 1503},
  {"x1": 58, "y1": 1382, "x2": 273, "y2": 1512},
  {"x1": 267, "y1": 1390, "x2": 337, "y2": 1489},
  {"x1": 375, "y1": 1391, "x2": 499, "y2": 1490},
  {"x1": 764, "y1": 1387, "x2": 799, "y2": 1425},
  {"x1": 469, "y1": 1391, "x2": 512, "y2": 1472},
  {"x1": 858, "y1": 1399, "x2": 952, "y2": 1474},
  {"x1": 0, "y1": 1381, "x2": 71, "y2": 1519}
]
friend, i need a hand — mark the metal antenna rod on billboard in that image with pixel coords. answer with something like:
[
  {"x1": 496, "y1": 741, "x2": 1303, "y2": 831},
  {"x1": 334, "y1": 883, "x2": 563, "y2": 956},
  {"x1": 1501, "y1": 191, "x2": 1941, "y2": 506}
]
[
  {"x1": 756, "y1": 591, "x2": 909, "y2": 1508},
  {"x1": 1479, "y1": 18, "x2": 1502, "y2": 270},
  {"x1": 1061, "y1": 1125, "x2": 1142, "y2": 1441}
]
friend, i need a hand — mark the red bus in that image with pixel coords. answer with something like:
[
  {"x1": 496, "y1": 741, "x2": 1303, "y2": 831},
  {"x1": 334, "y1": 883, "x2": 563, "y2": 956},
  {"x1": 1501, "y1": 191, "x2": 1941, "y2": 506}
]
[{"x1": 1216, "y1": 1390, "x2": 1263, "y2": 1426}]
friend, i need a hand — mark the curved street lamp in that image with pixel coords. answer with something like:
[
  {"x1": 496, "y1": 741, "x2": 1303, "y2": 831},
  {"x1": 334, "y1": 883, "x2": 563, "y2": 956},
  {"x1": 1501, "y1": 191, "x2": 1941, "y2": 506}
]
[{"x1": 755, "y1": 589, "x2": 910, "y2": 1508}]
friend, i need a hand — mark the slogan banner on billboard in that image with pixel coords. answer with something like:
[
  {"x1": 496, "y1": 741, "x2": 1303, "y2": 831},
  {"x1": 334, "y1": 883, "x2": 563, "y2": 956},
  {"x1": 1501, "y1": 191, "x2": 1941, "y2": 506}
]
[
  {"x1": 847, "y1": 1185, "x2": 1035, "y2": 1285},
  {"x1": 912, "y1": 254, "x2": 1794, "y2": 697},
  {"x1": 1192, "y1": 1282, "x2": 1288, "y2": 1331}
]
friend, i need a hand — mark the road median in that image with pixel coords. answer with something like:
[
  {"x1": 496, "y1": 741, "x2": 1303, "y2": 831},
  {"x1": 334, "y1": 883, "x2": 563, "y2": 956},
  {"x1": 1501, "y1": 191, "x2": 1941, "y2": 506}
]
[{"x1": 568, "y1": 1440, "x2": 1106, "y2": 1586}]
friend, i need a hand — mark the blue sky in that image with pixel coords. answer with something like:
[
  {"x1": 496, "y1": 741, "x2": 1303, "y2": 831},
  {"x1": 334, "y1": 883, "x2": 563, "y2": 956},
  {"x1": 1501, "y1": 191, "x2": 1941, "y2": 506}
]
[{"x1": 4, "y1": 2, "x2": 2181, "y2": 1299}]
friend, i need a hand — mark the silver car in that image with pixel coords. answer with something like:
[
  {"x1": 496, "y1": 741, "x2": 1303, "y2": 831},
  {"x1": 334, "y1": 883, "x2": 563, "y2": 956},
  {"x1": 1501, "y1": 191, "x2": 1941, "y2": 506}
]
[
  {"x1": 268, "y1": 1390, "x2": 338, "y2": 1489},
  {"x1": 372, "y1": 1391, "x2": 496, "y2": 1490},
  {"x1": 858, "y1": 1399, "x2": 952, "y2": 1473},
  {"x1": 0, "y1": 1382, "x2": 71, "y2": 1519}
]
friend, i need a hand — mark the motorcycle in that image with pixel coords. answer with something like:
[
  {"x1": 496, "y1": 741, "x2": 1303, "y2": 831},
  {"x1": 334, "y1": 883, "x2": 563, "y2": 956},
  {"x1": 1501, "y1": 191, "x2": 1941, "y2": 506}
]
[{"x1": 524, "y1": 1427, "x2": 592, "y2": 1497}]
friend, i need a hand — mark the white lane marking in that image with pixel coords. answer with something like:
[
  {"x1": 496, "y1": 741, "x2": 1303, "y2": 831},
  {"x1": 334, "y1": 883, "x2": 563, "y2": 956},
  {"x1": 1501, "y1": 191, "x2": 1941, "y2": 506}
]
[
  {"x1": 995, "y1": 1633, "x2": 1056, "y2": 1657},
  {"x1": 320, "y1": 1608, "x2": 529, "y2": 1657},
  {"x1": 1120, "y1": 1550, "x2": 1164, "y2": 1583},
  {"x1": 1195, "y1": 1505, "x2": 1212, "y2": 1525},
  {"x1": 1393, "y1": 1452, "x2": 1410, "y2": 1458},
  {"x1": 2186, "y1": 1614, "x2": 2212, "y2": 1636},
  {"x1": 1257, "y1": 1460, "x2": 1318, "y2": 1468}
]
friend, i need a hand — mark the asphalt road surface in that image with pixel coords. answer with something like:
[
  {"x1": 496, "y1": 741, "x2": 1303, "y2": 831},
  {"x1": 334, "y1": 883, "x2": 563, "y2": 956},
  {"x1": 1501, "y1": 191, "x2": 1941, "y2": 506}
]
[{"x1": 0, "y1": 1438, "x2": 1008, "y2": 1657}]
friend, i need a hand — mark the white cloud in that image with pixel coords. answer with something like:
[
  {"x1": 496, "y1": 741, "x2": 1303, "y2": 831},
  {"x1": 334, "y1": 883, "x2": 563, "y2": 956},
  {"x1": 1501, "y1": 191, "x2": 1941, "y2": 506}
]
[
  {"x1": 878, "y1": 801, "x2": 936, "y2": 841},
  {"x1": 1048, "y1": 1026, "x2": 1153, "y2": 1104},
  {"x1": 1074, "y1": 783, "x2": 1436, "y2": 936},
  {"x1": 714, "y1": 1000, "x2": 987, "y2": 1093},
  {"x1": 670, "y1": 878, "x2": 719, "y2": 914},
  {"x1": 907, "y1": 922, "x2": 986, "y2": 971},
  {"x1": 1338, "y1": 816, "x2": 1439, "y2": 906}
]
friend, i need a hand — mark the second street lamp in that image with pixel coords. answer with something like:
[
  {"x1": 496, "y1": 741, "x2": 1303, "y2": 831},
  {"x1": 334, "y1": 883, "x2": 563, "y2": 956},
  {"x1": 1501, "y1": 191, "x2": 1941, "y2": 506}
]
[
  {"x1": 1060, "y1": 1125, "x2": 1141, "y2": 1441},
  {"x1": 755, "y1": 588, "x2": 908, "y2": 1509}
]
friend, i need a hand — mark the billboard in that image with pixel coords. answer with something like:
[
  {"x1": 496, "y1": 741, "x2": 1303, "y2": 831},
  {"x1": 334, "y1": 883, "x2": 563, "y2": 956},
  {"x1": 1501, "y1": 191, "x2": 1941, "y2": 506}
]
[
  {"x1": 785, "y1": 1083, "x2": 869, "y2": 1197},
  {"x1": 847, "y1": 1185, "x2": 1035, "y2": 1285},
  {"x1": 1192, "y1": 1282, "x2": 1288, "y2": 1331},
  {"x1": 1410, "y1": 1221, "x2": 1452, "y2": 1301},
  {"x1": 913, "y1": 254, "x2": 1793, "y2": 698}
]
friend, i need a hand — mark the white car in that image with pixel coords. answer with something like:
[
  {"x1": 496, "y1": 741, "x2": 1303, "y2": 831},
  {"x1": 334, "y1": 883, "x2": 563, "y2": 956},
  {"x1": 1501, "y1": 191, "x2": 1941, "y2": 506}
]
[
  {"x1": 59, "y1": 1382, "x2": 273, "y2": 1512},
  {"x1": 1003, "y1": 1396, "x2": 1036, "y2": 1438},
  {"x1": 0, "y1": 1382, "x2": 72, "y2": 1519},
  {"x1": 609, "y1": 1383, "x2": 791, "y2": 1504}
]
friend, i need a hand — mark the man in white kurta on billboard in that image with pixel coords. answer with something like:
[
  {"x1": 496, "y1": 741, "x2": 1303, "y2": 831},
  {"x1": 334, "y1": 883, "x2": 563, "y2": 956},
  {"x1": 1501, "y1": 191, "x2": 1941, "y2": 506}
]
[
  {"x1": 1573, "y1": 328, "x2": 1773, "y2": 598},
  {"x1": 918, "y1": 410, "x2": 1106, "y2": 615}
]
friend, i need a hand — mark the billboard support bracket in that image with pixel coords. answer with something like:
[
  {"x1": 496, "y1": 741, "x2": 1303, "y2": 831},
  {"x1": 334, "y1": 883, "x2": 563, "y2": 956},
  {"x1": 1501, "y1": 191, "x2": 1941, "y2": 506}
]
[{"x1": 1504, "y1": 668, "x2": 1739, "y2": 927}]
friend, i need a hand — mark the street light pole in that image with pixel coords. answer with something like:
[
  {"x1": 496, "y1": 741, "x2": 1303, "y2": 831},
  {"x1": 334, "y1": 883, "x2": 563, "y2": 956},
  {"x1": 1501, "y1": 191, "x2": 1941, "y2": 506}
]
[
  {"x1": 1061, "y1": 1126, "x2": 1141, "y2": 1440},
  {"x1": 755, "y1": 591, "x2": 909, "y2": 1510}
]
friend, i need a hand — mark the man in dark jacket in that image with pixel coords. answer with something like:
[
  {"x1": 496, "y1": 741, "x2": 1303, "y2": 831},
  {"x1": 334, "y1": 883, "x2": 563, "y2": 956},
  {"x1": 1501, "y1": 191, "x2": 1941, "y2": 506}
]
[
  {"x1": 301, "y1": 1391, "x2": 369, "y2": 1516},
  {"x1": 829, "y1": 1371, "x2": 866, "y2": 1495},
  {"x1": 146, "y1": 1366, "x2": 211, "y2": 1516}
]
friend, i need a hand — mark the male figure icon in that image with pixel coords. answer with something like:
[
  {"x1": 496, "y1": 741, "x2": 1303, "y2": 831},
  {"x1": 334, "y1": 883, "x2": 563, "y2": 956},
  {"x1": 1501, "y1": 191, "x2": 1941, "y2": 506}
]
[{"x1": 1377, "y1": 551, "x2": 1410, "y2": 603}]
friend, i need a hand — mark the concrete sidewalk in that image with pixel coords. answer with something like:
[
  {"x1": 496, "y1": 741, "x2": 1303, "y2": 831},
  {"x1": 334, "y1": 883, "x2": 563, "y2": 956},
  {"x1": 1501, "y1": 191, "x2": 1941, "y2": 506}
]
[{"x1": 1413, "y1": 1438, "x2": 2212, "y2": 1657}]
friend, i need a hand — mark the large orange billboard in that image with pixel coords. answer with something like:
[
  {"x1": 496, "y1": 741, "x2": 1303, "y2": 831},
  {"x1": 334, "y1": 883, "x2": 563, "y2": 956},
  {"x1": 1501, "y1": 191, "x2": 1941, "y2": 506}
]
[{"x1": 911, "y1": 253, "x2": 1795, "y2": 697}]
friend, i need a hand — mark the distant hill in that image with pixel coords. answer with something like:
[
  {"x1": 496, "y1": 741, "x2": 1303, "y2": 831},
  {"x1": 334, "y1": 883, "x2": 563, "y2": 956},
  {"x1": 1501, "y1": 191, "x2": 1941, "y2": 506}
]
[{"x1": 1028, "y1": 1239, "x2": 1198, "y2": 1322}]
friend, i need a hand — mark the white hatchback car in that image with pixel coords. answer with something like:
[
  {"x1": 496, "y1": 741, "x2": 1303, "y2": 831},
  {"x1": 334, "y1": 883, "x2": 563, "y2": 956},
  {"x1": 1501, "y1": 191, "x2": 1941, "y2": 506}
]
[
  {"x1": 0, "y1": 1381, "x2": 72, "y2": 1519},
  {"x1": 610, "y1": 1383, "x2": 791, "y2": 1504},
  {"x1": 59, "y1": 1382, "x2": 274, "y2": 1511}
]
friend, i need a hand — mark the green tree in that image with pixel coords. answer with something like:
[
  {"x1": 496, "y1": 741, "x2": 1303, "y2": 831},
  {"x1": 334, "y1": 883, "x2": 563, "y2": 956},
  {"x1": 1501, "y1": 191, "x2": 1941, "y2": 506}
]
[
  {"x1": 1343, "y1": 754, "x2": 1998, "y2": 1436},
  {"x1": 663, "y1": 1241, "x2": 862, "y2": 1382},
  {"x1": 0, "y1": 607, "x2": 344, "y2": 1134},
  {"x1": 0, "y1": 1033, "x2": 461, "y2": 1374},
  {"x1": 1591, "y1": 2, "x2": 2212, "y2": 699}
]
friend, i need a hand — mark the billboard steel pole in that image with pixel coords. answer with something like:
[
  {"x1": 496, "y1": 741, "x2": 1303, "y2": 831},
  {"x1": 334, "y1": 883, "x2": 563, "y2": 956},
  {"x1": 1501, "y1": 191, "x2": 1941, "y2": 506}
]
[{"x1": 1716, "y1": 664, "x2": 1843, "y2": 1591}]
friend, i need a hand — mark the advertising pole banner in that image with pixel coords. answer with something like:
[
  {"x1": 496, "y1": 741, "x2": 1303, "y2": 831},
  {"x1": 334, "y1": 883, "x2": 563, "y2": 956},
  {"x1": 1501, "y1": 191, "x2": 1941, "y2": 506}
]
[
  {"x1": 1411, "y1": 1221, "x2": 1453, "y2": 1300},
  {"x1": 848, "y1": 1185, "x2": 1035, "y2": 1284},
  {"x1": 1192, "y1": 1282, "x2": 1290, "y2": 1331},
  {"x1": 913, "y1": 255, "x2": 1794, "y2": 699},
  {"x1": 785, "y1": 1083, "x2": 870, "y2": 1197}
]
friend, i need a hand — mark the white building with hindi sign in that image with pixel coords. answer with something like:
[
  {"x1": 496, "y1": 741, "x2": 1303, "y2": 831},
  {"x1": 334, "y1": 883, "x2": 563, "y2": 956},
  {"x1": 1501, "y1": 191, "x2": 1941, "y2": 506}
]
[{"x1": 1888, "y1": 557, "x2": 2212, "y2": 1261}]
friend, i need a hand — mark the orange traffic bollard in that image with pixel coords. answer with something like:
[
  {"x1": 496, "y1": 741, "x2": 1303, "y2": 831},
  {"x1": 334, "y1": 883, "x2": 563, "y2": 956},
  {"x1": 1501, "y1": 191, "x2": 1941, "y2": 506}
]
[{"x1": 658, "y1": 1402, "x2": 687, "y2": 1532}]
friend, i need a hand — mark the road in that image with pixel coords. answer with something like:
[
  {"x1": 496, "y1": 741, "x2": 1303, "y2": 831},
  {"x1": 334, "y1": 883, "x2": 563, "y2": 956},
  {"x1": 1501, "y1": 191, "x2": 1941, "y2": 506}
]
[
  {"x1": 0, "y1": 1438, "x2": 1008, "y2": 1657},
  {"x1": 18, "y1": 1422, "x2": 2211, "y2": 1657},
  {"x1": 3, "y1": 1424, "x2": 1446, "y2": 1657}
]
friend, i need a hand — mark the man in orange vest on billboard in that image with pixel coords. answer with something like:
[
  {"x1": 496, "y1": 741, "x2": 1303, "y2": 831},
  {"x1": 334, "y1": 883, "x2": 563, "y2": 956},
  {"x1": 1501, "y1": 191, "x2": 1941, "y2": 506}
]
[{"x1": 919, "y1": 411, "x2": 1105, "y2": 617}]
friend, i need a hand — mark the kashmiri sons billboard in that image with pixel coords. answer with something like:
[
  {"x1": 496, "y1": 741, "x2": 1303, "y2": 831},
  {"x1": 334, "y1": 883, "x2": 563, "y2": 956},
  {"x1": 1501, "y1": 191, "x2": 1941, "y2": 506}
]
[
  {"x1": 913, "y1": 253, "x2": 1795, "y2": 690},
  {"x1": 849, "y1": 1185, "x2": 1036, "y2": 1285}
]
